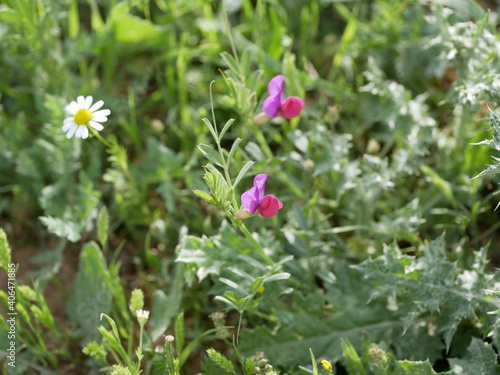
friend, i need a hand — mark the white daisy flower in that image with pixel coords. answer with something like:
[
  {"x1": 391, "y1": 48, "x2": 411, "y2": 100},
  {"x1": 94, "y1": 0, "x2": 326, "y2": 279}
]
[
  {"x1": 63, "y1": 95, "x2": 110, "y2": 139},
  {"x1": 136, "y1": 309, "x2": 150, "y2": 325}
]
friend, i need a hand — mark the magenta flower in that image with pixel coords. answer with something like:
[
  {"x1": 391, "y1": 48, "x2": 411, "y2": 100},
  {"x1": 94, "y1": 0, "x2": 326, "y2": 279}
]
[
  {"x1": 239, "y1": 174, "x2": 283, "y2": 219},
  {"x1": 263, "y1": 75, "x2": 305, "y2": 119}
]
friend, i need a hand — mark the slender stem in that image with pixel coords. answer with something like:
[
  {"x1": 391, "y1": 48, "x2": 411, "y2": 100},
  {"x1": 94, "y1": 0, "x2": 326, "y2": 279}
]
[
  {"x1": 88, "y1": 125, "x2": 112, "y2": 148},
  {"x1": 127, "y1": 322, "x2": 133, "y2": 357},
  {"x1": 249, "y1": 123, "x2": 303, "y2": 197},
  {"x1": 222, "y1": 4, "x2": 240, "y2": 68},
  {"x1": 209, "y1": 81, "x2": 239, "y2": 210},
  {"x1": 238, "y1": 222, "x2": 275, "y2": 267},
  {"x1": 139, "y1": 323, "x2": 144, "y2": 353}
]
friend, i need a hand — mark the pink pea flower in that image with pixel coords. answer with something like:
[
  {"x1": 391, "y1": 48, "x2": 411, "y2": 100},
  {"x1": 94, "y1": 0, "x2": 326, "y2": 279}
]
[
  {"x1": 262, "y1": 75, "x2": 305, "y2": 119},
  {"x1": 237, "y1": 174, "x2": 283, "y2": 219}
]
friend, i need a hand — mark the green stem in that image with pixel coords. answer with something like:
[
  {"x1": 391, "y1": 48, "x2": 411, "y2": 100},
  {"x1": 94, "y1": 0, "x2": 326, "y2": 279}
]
[
  {"x1": 127, "y1": 322, "x2": 133, "y2": 357},
  {"x1": 139, "y1": 323, "x2": 144, "y2": 352},
  {"x1": 88, "y1": 125, "x2": 113, "y2": 148},
  {"x1": 249, "y1": 123, "x2": 304, "y2": 198},
  {"x1": 238, "y1": 222, "x2": 275, "y2": 267}
]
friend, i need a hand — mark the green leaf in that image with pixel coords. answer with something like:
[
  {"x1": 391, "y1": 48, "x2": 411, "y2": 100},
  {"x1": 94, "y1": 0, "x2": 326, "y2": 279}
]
[
  {"x1": 218, "y1": 118, "x2": 236, "y2": 142},
  {"x1": 420, "y1": 165, "x2": 454, "y2": 203},
  {"x1": 214, "y1": 295, "x2": 239, "y2": 310},
  {"x1": 150, "y1": 261, "x2": 184, "y2": 342},
  {"x1": 264, "y1": 272, "x2": 291, "y2": 283},
  {"x1": 202, "y1": 118, "x2": 219, "y2": 141},
  {"x1": 103, "y1": 0, "x2": 166, "y2": 46},
  {"x1": 396, "y1": 359, "x2": 451, "y2": 375},
  {"x1": 39, "y1": 216, "x2": 82, "y2": 242},
  {"x1": 239, "y1": 266, "x2": 403, "y2": 368},
  {"x1": 341, "y1": 337, "x2": 365, "y2": 375},
  {"x1": 448, "y1": 338, "x2": 500, "y2": 375},
  {"x1": 198, "y1": 144, "x2": 224, "y2": 167},
  {"x1": 67, "y1": 242, "x2": 112, "y2": 340},
  {"x1": 220, "y1": 52, "x2": 241, "y2": 76},
  {"x1": 193, "y1": 189, "x2": 217, "y2": 205},
  {"x1": 206, "y1": 348, "x2": 236, "y2": 374},
  {"x1": 426, "y1": 0, "x2": 485, "y2": 19},
  {"x1": 354, "y1": 236, "x2": 497, "y2": 349},
  {"x1": 227, "y1": 138, "x2": 243, "y2": 161},
  {"x1": 175, "y1": 312, "x2": 185, "y2": 354},
  {"x1": 233, "y1": 160, "x2": 255, "y2": 189},
  {"x1": 309, "y1": 348, "x2": 319, "y2": 375},
  {"x1": 250, "y1": 277, "x2": 264, "y2": 295},
  {"x1": 97, "y1": 206, "x2": 109, "y2": 250},
  {"x1": 219, "y1": 277, "x2": 249, "y2": 295},
  {"x1": 68, "y1": 0, "x2": 79, "y2": 38}
]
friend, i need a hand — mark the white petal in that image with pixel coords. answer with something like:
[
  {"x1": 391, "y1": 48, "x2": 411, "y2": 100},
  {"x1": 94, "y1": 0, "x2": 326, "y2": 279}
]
[
  {"x1": 75, "y1": 125, "x2": 85, "y2": 138},
  {"x1": 92, "y1": 115, "x2": 108, "y2": 122},
  {"x1": 85, "y1": 96, "x2": 93, "y2": 109},
  {"x1": 62, "y1": 119, "x2": 75, "y2": 131},
  {"x1": 89, "y1": 121, "x2": 104, "y2": 131},
  {"x1": 93, "y1": 109, "x2": 111, "y2": 117},
  {"x1": 64, "y1": 117, "x2": 74, "y2": 125},
  {"x1": 77, "y1": 96, "x2": 86, "y2": 108},
  {"x1": 66, "y1": 124, "x2": 78, "y2": 139},
  {"x1": 89, "y1": 100, "x2": 104, "y2": 112},
  {"x1": 81, "y1": 126, "x2": 89, "y2": 139},
  {"x1": 65, "y1": 101, "x2": 79, "y2": 115}
]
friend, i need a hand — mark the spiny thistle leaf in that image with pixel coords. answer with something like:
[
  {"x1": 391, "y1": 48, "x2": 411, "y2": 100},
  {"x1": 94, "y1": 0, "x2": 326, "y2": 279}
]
[
  {"x1": 448, "y1": 338, "x2": 500, "y2": 375},
  {"x1": 354, "y1": 236, "x2": 498, "y2": 349}
]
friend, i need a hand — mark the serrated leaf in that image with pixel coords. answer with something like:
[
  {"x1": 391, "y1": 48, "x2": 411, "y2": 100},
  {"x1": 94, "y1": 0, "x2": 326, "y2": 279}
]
[
  {"x1": 39, "y1": 216, "x2": 82, "y2": 242},
  {"x1": 66, "y1": 242, "x2": 112, "y2": 339},
  {"x1": 448, "y1": 338, "x2": 500, "y2": 375},
  {"x1": 354, "y1": 236, "x2": 497, "y2": 349},
  {"x1": 472, "y1": 163, "x2": 500, "y2": 179},
  {"x1": 396, "y1": 359, "x2": 451, "y2": 375},
  {"x1": 428, "y1": 0, "x2": 485, "y2": 19}
]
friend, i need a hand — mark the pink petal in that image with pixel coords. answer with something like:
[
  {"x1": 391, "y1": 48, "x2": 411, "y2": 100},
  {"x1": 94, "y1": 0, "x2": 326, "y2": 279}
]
[
  {"x1": 241, "y1": 174, "x2": 268, "y2": 214},
  {"x1": 241, "y1": 187, "x2": 259, "y2": 214},
  {"x1": 253, "y1": 174, "x2": 267, "y2": 201},
  {"x1": 267, "y1": 75, "x2": 285, "y2": 96},
  {"x1": 263, "y1": 95, "x2": 282, "y2": 117},
  {"x1": 280, "y1": 97, "x2": 305, "y2": 119},
  {"x1": 256, "y1": 194, "x2": 283, "y2": 218}
]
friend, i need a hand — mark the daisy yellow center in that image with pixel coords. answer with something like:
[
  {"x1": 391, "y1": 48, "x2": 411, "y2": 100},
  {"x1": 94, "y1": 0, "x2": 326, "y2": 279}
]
[{"x1": 74, "y1": 109, "x2": 92, "y2": 125}]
